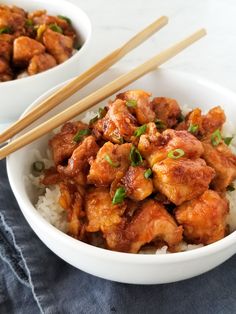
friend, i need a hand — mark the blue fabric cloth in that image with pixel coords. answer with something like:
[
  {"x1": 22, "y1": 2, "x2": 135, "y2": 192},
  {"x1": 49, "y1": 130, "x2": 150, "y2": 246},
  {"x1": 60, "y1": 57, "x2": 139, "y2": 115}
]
[{"x1": 1, "y1": 158, "x2": 236, "y2": 314}]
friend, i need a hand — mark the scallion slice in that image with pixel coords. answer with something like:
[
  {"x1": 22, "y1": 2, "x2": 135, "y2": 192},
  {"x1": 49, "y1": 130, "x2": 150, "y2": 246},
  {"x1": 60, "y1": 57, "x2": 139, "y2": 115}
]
[
  {"x1": 104, "y1": 154, "x2": 120, "y2": 168},
  {"x1": 25, "y1": 19, "x2": 33, "y2": 27},
  {"x1": 73, "y1": 129, "x2": 91, "y2": 142},
  {"x1": 227, "y1": 184, "x2": 235, "y2": 192},
  {"x1": 130, "y1": 145, "x2": 143, "y2": 166},
  {"x1": 0, "y1": 27, "x2": 11, "y2": 34},
  {"x1": 49, "y1": 23, "x2": 63, "y2": 34},
  {"x1": 168, "y1": 148, "x2": 185, "y2": 159},
  {"x1": 144, "y1": 168, "x2": 152, "y2": 179},
  {"x1": 155, "y1": 119, "x2": 166, "y2": 130},
  {"x1": 57, "y1": 15, "x2": 72, "y2": 25},
  {"x1": 224, "y1": 137, "x2": 233, "y2": 146},
  {"x1": 89, "y1": 115, "x2": 99, "y2": 125},
  {"x1": 98, "y1": 107, "x2": 107, "y2": 118},
  {"x1": 112, "y1": 187, "x2": 126, "y2": 204},
  {"x1": 126, "y1": 99, "x2": 137, "y2": 108},
  {"x1": 211, "y1": 129, "x2": 222, "y2": 147},
  {"x1": 134, "y1": 124, "x2": 147, "y2": 137},
  {"x1": 188, "y1": 124, "x2": 198, "y2": 134}
]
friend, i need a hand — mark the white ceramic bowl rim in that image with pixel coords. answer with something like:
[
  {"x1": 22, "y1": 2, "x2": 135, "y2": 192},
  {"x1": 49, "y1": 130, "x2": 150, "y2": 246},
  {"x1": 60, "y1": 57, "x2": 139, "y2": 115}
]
[
  {"x1": 0, "y1": 0, "x2": 92, "y2": 86},
  {"x1": 6, "y1": 68, "x2": 236, "y2": 265}
]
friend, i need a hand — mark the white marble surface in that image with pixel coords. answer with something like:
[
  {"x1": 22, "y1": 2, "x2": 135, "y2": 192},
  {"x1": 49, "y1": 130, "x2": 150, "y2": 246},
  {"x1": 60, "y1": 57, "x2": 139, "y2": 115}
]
[{"x1": 70, "y1": 0, "x2": 236, "y2": 92}]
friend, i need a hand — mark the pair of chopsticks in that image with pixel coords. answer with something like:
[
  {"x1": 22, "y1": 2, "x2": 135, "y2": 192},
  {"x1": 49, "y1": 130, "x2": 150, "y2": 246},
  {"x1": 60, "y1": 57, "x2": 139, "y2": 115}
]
[{"x1": 0, "y1": 16, "x2": 206, "y2": 159}]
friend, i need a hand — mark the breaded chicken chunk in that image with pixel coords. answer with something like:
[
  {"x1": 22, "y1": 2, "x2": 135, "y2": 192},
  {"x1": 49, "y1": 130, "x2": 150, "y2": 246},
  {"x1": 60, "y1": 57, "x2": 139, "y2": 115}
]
[
  {"x1": 28, "y1": 53, "x2": 57, "y2": 75},
  {"x1": 151, "y1": 97, "x2": 181, "y2": 128},
  {"x1": 152, "y1": 158, "x2": 215, "y2": 205},
  {"x1": 88, "y1": 142, "x2": 132, "y2": 186},
  {"x1": 105, "y1": 199, "x2": 183, "y2": 253},
  {"x1": 175, "y1": 190, "x2": 229, "y2": 244},
  {"x1": 121, "y1": 166, "x2": 153, "y2": 201},
  {"x1": 117, "y1": 90, "x2": 155, "y2": 124},
  {"x1": 202, "y1": 139, "x2": 236, "y2": 191}
]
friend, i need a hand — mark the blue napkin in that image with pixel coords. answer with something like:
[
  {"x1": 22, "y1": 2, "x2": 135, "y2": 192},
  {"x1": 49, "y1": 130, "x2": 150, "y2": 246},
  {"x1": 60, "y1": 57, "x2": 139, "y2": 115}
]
[{"x1": 0, "y1": 159, "x2": 236, "y2": 314}]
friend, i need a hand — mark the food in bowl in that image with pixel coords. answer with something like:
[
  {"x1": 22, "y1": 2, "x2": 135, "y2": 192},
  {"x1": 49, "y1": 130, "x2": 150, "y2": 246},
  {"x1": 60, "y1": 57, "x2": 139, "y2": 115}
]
[
  {"x1": 0, "y1": 4, "x2": 79, "y2": 82},
  {"x1": 30, "y1": 89, "x2": 236, "y2": 254}
]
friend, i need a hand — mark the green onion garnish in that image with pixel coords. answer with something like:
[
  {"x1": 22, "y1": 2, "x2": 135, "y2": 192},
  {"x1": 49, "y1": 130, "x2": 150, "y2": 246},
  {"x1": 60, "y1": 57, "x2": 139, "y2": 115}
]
[
  {"x1": 104, "y1": 154, "x2": 120, "y2": 168},
  {"x1": 130, "y1": 145, "x2": 143, "y2": 166},
  {"x1": 25, "y1": 19, "x2": 33, "y2": 27},
  {"x1": 178, "y1": 113, "x2": 185, "y2": 123},
  {"x1": 98, "y1": 107, "x2": 107, "y2": 118},
  {"x1": 211, "y1": 129, "x2": 222, "y2": 147},
  {"x1": 224, "y1": 137, "x2": 233, "y2": 146},
  {"x1": 32, "y1": 161, "x2": 45, "y2": 174},
  {"x1": 89, "y1": 115, "x2": 99, "y2": 125},
  {"x1": 0, "y1": 27, "x2": 11, "y2": 34},
  {"x1": 134, "y1": 124, "x2": 147, "y2": 137},
  {"x1": 126, "y1": 99, "x2": 137, "y2": 108},
  {"x1": 144, "y1": 168, "x2": 152, "y2": 179},
  {"x1": 188, "y1": 124, "x2": 199, "y2": 134},
  {"x1": 155, "y1": 119, "x2": 166, "y2": 130},
  {"x1": 49, "y1": 23, "x2": 63, "y2": 34},
  {"x1": 168, "y1": 148, "x2": 185, "y2": 159},
  {"x1": 112, "y1": 187, "x2": 126, "y2": 204},
  {"x1": 75, "y1": 44, "x2": 82, "y2": 50},
  {"x1": 227, "y1": 184, "x2": 235, "y2": 192},
  {"x1": 57, "y1": 15, "x2": 72, "y2": 25},
  {"x1": 73, "y1": 129, "x2": 91, "y2": 142}
]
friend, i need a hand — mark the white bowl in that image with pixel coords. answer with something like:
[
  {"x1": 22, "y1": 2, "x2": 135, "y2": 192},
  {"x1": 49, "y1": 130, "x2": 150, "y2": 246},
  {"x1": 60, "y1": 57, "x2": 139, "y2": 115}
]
[
  {"x1": 7, "y1": 68, "x2": 236, "y2": 284},
  {"x1": 0, "y1": 0, "x2": 91, "y2": 130}
]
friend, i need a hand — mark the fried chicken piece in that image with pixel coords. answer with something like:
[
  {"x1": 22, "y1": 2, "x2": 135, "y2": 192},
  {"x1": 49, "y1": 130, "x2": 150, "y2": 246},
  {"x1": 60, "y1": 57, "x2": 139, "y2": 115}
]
[
  {"x1": 0, "y1": 57, "x2": 13, "y2": 81},
  {"x1": 175, "y1": 190, "x2": 229, "y2": 244},
  {"x1": 0, "y1": 5, "x2": 26, "y2": 36},
  {"x1": 202, "y1": 139, "x2": 236, "y2": 190},
  {"x1": 105, "y1": 199, "x2": 183, "y2": 253},
  {"x1": 151, "y1": 97, "x2": 181, "y2": 128},
  {"x1": 117, "y1": 90, "x2": 155, "y2": 124},
  {"x1": 152, "y1": 158, "x2": 215, "y2": 205},
  {"x1": 88, "y1": 142, "x2": 131, "y2": 187},
  {"x1": 121, "y1": 166, "x2": 153, "y2": 201},
  {"x1": 28, "y1": 53, "x2": 57, "y2": 75},
  {"x1": 59, "y1": 181, "x2": 85, "y2": 238},
  {"x1": 138, "y1": 128, "x2": 203, "y2": 167},
  {"x1": 43, "y1": 29, "x2": 73, "y2": 64},
  {"x1": 85, "y1": 187, "x2": 127, "y2": 233},
  {"x1": 13, "y1": 36, "x2": 45, "y2": 65},
  {"x1": 177, "y1": 106, "x2": 226, "y2": 137},
  {"x1": 0, "y1": 35, "x2": 13, "y2": 61},
  {"x1": 49, "y1": 121, "x2": 89, "y2": 166},
  {"x1": 97, "y1": 99, "x2": 137, "y2": 143},
  {"x1": 57, "y1": 135, "x2": 99, "y2": 179}
]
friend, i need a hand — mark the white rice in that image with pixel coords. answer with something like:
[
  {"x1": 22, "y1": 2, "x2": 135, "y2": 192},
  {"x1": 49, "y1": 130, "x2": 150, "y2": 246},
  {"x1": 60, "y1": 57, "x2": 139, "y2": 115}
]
[{"x1": 30, "y1": 104, "x2": 236, "y2": 253}]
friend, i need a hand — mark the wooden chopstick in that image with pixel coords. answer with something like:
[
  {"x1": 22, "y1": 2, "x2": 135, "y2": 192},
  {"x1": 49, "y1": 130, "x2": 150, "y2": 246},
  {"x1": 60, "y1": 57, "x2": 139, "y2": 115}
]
[
  {"x1": 0, "y1": 28, "x2": 206, "y2": 160},
  {"x1": 0, "y1": 16, "x2": 168, "y2": 144}
]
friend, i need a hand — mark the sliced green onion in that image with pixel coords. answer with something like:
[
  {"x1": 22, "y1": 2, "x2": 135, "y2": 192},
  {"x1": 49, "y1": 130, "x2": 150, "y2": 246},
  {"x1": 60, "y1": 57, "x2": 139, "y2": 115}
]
[
  {"x1": 76, "y1": 44, "x2": 82, "y2": 50},
  {"x1": 178, "y1": 113, "x2": 185, "y2": 123},
  {"x1": 126, "y1": 99, "x2": 137, "y2": 108},
  {"x1": 98, "y1": 107, "x2": 107, "y2": 118},
  {"x1": 32, "y1": 161, "x2": 45, "y2": 175},
  {"x1": 73, "y1": 129, "x2": 91, "y2": 142},
  {"x1": 155, "y1": 119, "x2": 166, "y2": 130},
  {"x1": 49, "y1": 23, "x2": 63, "y2": 34},
  {"x1": 224, "y1": 137, "x2": 233, "y2": 146},
  {"x1": 104, "y1": 154, "x2": 120, "y2": 168},
  {"x1": 57, "y1": 15, "x2": 72, "y2": 25},
  {"x1": 134, "y1": 124, "x2": 147, "y2": 137},
  {"x1": 188, "y1": 124, "x2": 199, "y2": 134},
  {"x1": 112, "y1": 187, "x2": 126, "y2": 204},
  {"x1": 227, "y1": 184, "x2": 235, "y2": 192},
  {"x1": 211, "y1": 129, "x2": 222, "y2": 147},
  {"x1": 89, "y1": 115, "x2": 99, "y2": 125},
  {"x1": 0, "y1": 27, "x2": 11, "y2": 34},
  {"x1": 25, "y1": 19, "x2": 33, "y2": 27},
  {"x1": 144, "y1": 168, "x2": 152, "y2": 179},
  {"x1": 130, "y1": 145, "x2": 143, "y2": 166},
  {"x1": 168, "y1": 148, "x2": 185, "y2": 159}
]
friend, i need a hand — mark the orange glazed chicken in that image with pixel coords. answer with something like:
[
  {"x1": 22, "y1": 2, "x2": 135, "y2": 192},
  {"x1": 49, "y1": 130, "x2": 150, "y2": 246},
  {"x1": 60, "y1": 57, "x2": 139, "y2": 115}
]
[{"x1": 37, "y1": 89, "x2": 235, "y2": 254}]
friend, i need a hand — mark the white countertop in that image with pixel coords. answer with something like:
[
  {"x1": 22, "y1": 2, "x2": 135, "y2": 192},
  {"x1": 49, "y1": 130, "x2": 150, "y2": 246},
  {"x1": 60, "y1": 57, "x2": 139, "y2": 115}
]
[{"x1": 70, "y1": 0, "x2": 236, "y2": 92}]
